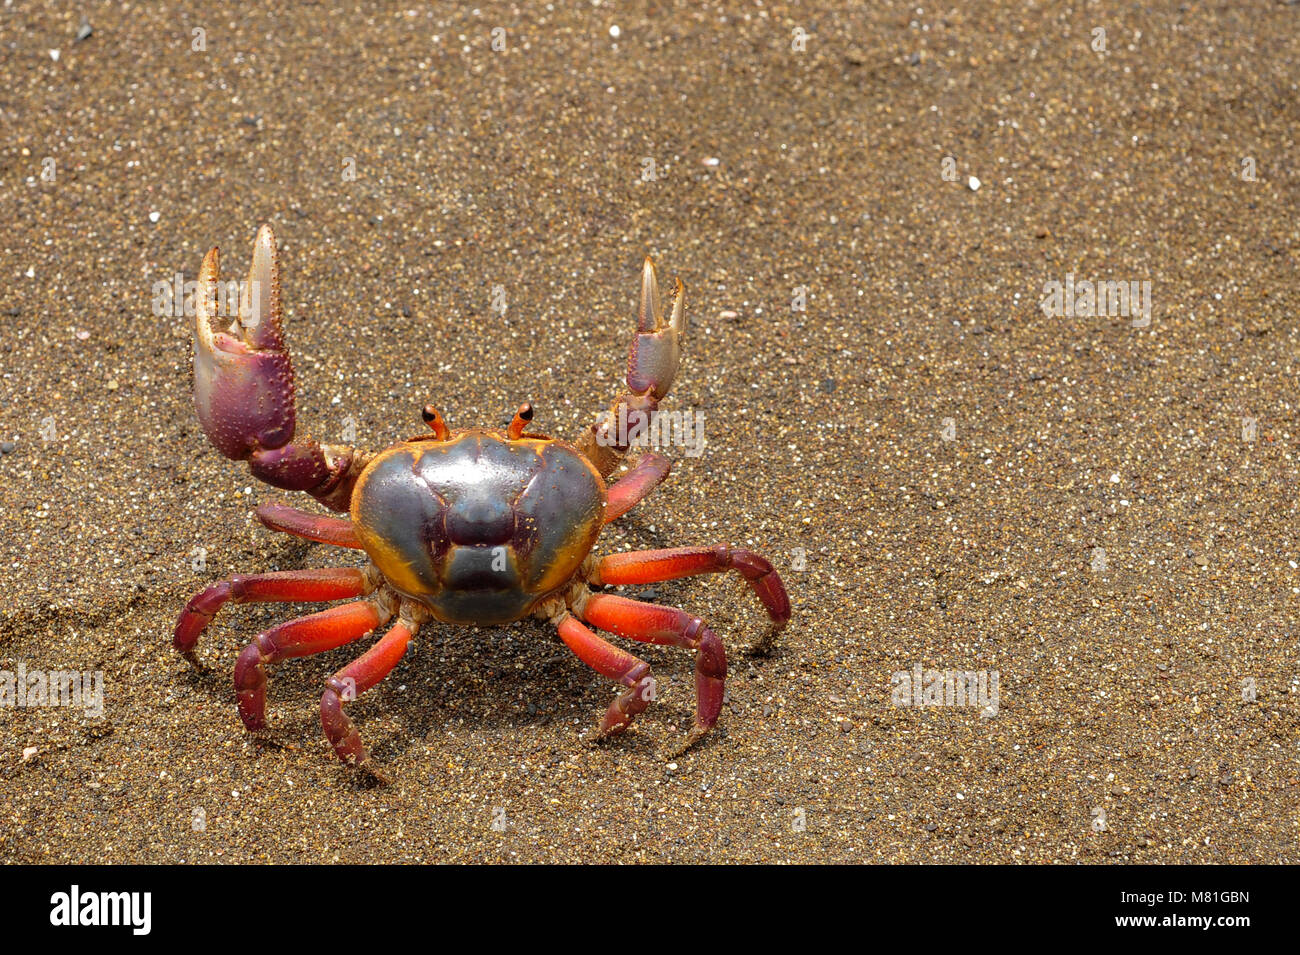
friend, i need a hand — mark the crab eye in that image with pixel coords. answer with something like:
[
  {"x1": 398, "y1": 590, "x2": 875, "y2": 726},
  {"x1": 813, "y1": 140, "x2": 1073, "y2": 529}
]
[
  {"x1": 507, "y1": 402, "x2": 534, "y2": 440},
  {"x1": 421, "y1": 405, "x2": 450, "y2": 440}
]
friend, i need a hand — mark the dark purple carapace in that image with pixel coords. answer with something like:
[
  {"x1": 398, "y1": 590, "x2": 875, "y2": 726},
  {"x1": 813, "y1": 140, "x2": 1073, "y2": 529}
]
[
  {"x1": 173, "y1": 224, "x2": 791, "y2": 778},
  {"x1": 351, "y1": 432, "x2": 606, "y2": 625}
]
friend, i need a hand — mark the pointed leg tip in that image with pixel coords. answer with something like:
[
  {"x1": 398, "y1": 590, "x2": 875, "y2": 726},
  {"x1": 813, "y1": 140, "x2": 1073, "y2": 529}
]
[
  {"x1": 745, "y1": 617, "x2": 788, "y2": 656},
  {"x1": 247, "y1": 728, "x2": 285, "y2": 751},
  {"x1": 180, "y1": 650, "x2": 210, "y2": 674},
  {"x1": 661, "y1": 726, "x2": 710, "y2": 759},
  {"x1": 350, "y1": 758, "x2": 393, "y2": 787},
  {"x1": 584, "y1": 724, "x2": 626, "y2": 748}
]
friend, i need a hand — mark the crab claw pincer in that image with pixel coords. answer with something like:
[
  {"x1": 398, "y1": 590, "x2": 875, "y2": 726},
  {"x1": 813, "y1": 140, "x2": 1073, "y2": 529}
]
[
  {"x1": 192, "y1": 225, "x2": 358, "y2": 509},
  {"x1": 193, "y1": 226, "x2": 295, "y2": 458},
  {"x1": 575, "y1": 256, "x2": 689, "y2": 478},
  {"x1": 627, "y1": 256, "x2": 686, "y2": 401}
]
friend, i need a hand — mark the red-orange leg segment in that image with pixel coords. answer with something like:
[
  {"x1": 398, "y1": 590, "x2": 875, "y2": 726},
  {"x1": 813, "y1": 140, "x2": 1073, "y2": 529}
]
[
  {"x1": 233, "y1": 599, "x2": 388, "y2": 732},
  {"x1": 592, "y1": 545, "x2": 791, "y2": 650},
  {"x1": 581, "y1": 593, "x2": 726, "y2": 754},
  {"x1": 257, "y1": 503, "x2": 364, "y2": 548},
  {"x1": 556, "y1": 615, "x2": 654, "y2": 739},
  {"x1": 604, "y1": 453, "x2": 672, "y2": 522},
  {"x1": 321, "y1": 621, "x2": 415, "y2": 770},
  {"x1": 174, "y1": 567, "x2": 372, "y2": 669}
]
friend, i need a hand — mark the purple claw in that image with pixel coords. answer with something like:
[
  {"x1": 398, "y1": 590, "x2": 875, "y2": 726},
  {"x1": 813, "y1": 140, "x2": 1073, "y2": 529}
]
[
  {"x1": 627, "y1": 257, "x2": 685, "y2": 401},
  {"x1": 574, "y1": 256, "x2": 688, "y2": 479},
  {"x1": 190, "y1": 225, "x2": 367, "y2": 511},
  {"x1": 193, "y1": 225, "x2": 297, "y2": 460}
]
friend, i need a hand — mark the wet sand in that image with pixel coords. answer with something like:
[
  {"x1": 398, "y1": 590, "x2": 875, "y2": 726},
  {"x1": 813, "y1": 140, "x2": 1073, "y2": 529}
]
[{"x1": 1, "y1": 2, "x2": 1298, "y2": 862}]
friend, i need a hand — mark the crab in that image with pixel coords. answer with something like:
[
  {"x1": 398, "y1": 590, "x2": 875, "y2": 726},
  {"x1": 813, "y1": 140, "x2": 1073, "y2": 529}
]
[{"x1": 174, "y1": 225, "x2": 791, "y2": 778}]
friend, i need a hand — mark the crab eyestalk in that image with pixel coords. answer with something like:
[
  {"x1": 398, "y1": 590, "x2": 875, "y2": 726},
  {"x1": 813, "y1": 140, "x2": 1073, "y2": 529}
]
[
  {"x1": 191, "y1": 225, "x2": 367, "y2": 511},
  {"x1": 577, "y1": 256, "x2": 686, "y2": 478},
  {"x1": 507, "y1": 402, "x2": 534, "y2": 440},
  {"x1": 421, "y1": 404, "x2": 451, "y2": 440}
]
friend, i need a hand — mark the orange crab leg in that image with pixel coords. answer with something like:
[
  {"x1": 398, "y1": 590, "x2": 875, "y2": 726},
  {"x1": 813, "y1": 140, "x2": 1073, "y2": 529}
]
[
  {"x1": 234, "y1": 599, "x2": 389, "y2": 731},
  {"x1": 174, "y1": 567, "x2": 373, "y2": 669},
  {"x1": 320, "y1": 621, "x2": 415, "y2": 767},
  {"x1": 592, "y1": 545, "x2": 791, "y2": 632},
  {"x1": 556, "y1": 615, "x2": 654, "y2": 738},
  {"x1": 580, "y1": 594, "x2": 726, "y2": 753},
  {"x1": 604, "y1": 452, "x2": 671, "y2": 522},
  {"x1": 257, "y1": 502, "x2": 364, "y2": 548}
]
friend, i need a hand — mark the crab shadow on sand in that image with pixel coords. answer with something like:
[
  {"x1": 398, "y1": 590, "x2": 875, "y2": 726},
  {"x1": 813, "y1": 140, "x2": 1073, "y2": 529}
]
[{"x1": 170, "y1": 516, "x2": 777, "y2": 783}]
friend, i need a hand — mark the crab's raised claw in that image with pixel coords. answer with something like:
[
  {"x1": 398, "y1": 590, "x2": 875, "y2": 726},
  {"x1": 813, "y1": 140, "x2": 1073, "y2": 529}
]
[
  {"x1": 192, "y1": 225, "x2": 368, "y2": 511},
  {"x1": 628, "y1": 257, "x2": 685, "y2": 401},
  {"x1": 193, "y1": 227, "x2": 294, "y2": 461},
  {"x1": 576, "y1": 257, "x2": 687, "y2": 479}
]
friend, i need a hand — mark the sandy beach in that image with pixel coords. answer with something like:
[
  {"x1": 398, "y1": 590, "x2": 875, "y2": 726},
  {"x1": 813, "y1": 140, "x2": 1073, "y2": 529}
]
[{"x1": 1, "y1": 1, "x2": 1297, "y2": 863}]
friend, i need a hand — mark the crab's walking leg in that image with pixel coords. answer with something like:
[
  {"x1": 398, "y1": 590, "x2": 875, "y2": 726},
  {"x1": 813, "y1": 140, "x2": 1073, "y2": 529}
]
[
  {"x1": 604, "y1": 452, "x2": 672, "y2": 522},
  {"x1": 574, "y1": 258, "x2": 686, "y2": 479},
  {"x1": 257, "y1": 502, "x2": 364, "y2": 548},
  {"x1": 590, "y1": 545, "x2": 791, "y2": 652},
  {"x1": 192, "y1": 225, "x2": 371, "y2": 511},
  {"x1": 555, "y1": 614, "x2": 655, "y2": 740},
  {"x1": 174, "y1": 567, "x2": 374, "y2": 669},
  {"x1": 234, "y1": 598, "x2": 391, "y2": 732},
  {"x1": 320, "y1": 619, "x2": 419, "y2": 770},
  {"x1": 579, "y1": 594, "x2": 726, "y2": 756}
]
